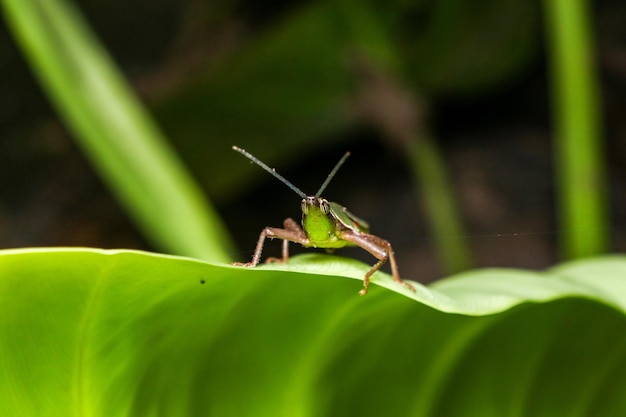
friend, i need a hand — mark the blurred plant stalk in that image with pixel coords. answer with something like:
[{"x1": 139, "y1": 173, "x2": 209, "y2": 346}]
[
  {"x1": 355, "y1": 61, "x2": 473, "y2": 274},
  {"x1": 544, "y1": 0, "x2": 608, "y2": 258}
]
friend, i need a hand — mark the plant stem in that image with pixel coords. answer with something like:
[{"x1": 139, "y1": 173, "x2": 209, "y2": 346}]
[
  {"x1": 409, "y1": 137, "x2": 473, "y2": 273},
  {"x1": 544, "y1": 0, "x2": 608, "y2": 258}
]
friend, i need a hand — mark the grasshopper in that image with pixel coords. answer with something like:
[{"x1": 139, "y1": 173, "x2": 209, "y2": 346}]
[{"x1": 232, "y1": 146, "x2": 415, "y2": 296}]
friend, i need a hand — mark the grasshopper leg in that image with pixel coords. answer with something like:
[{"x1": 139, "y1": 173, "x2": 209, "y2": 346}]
[
  {"x1": 340, "y1": 231, "x2": 415, "y2": 296},
  {"x1": 265, "y1": 218, "x2": 305, "y2": 263},
  {"x1": 234, "y1": 218, "x2": 308, "y2": 267}
]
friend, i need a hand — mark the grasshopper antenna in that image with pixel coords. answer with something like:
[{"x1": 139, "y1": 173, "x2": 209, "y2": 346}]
[
  {"x1": 232, "y1": 146, "x2": 307, "y2": 199},
  {"x1": 315, "y1": 151, "x2": 350, "y2": 198}
]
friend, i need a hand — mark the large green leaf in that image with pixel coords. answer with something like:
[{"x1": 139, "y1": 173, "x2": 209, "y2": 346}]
[{"x1": 2, "y1": 248, "x2": 626, "y2": 416}]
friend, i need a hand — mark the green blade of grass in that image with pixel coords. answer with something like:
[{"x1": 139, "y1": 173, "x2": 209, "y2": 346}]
[
  {"x1": 544, "y1": 0, "x2": 608, "y2": 258},
  {"x1": 1, "y1": 0, "x2": 233, "y2": 262}
]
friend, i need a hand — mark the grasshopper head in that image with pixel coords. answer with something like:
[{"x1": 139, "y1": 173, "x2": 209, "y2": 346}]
[
  {"x1": 300, "y1": 196, "x2": 366, "y2": 241},
  {"x1": 300, "y1": 196, "x2": 331, "y2": 217},
  {"x1": 300, "y1": 196, "x2": 340, "y2": 243}
]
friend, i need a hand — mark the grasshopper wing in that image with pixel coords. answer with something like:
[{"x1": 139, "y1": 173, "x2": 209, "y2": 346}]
[{"x1": 329, "y1": 202, "x2": 370, "y2": 233}]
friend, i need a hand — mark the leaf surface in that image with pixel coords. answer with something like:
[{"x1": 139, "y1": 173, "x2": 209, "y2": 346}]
[{"x1": 1, "y1": 248, "x2": 625, "y2": 416}]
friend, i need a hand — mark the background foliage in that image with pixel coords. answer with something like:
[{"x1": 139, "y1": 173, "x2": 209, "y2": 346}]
[{"x1": 2, "y1": 0, "x2": 624, "y2": 278}]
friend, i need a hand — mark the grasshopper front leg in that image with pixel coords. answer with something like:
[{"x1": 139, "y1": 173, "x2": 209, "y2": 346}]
[
  {"x1": 234, "y1": 218, "x2": 308, "y2": 267},
  {"x1": 340, "y1": 231, "x2": 415, "y2": 296}
]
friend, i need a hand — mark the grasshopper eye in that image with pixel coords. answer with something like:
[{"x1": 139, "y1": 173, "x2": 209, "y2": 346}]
[
  {"x1": 301, "y1": 200, "x2": 309, "y2": 214},
  {"x1": 320, "y1": 200, "x2": 330, "y2": 214}
]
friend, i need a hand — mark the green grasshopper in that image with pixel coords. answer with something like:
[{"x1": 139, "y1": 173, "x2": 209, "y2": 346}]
[{"x1": 232, "y1": 146, "x2": 415, "y2": 296}]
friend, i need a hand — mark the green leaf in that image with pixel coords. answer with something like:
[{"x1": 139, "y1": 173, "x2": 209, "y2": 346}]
[
  {"x1": 1, "y1": 0, "x2": 233, "y2": 261},
  {"x1": 2, "y1": 248, "x2": 626, "y2": 416}
]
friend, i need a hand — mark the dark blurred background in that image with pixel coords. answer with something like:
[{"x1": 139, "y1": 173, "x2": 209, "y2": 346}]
[{"x1": 1, "y1": 0, "x2": 625, "y2": 282}]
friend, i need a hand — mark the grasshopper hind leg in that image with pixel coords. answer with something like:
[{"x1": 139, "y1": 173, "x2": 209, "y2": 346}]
[{"x1": 340, "y1": 231, "x2": 416, "y2": 296}]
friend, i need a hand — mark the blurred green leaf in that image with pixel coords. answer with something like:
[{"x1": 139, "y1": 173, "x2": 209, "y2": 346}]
[
  {"x1": 398, "y1": 0, "x2": 539, "y2": 93},
  {"x1": 1, "y1": 0, "x2": 233, "y2": 261},
  {"x1": 155, "y1": 2, "x2": 359, "y2": 199},
  {"x1": 2, "y1": 247, "x2": 626, "y2": 416}
]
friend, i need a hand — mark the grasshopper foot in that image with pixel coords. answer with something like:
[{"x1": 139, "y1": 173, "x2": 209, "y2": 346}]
[
  {"x1": 265, "y1": 257, "x2": 287, "y2": 264},
  {"x1": 359, "y1": 280, "x2": 415, "y2": 296},
  {"x1": 401, "y1": 280, "x2": 416, "y2": 293},
  {"x1": 233, "y1": 261, "x2": 256, "y2": 267}
]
